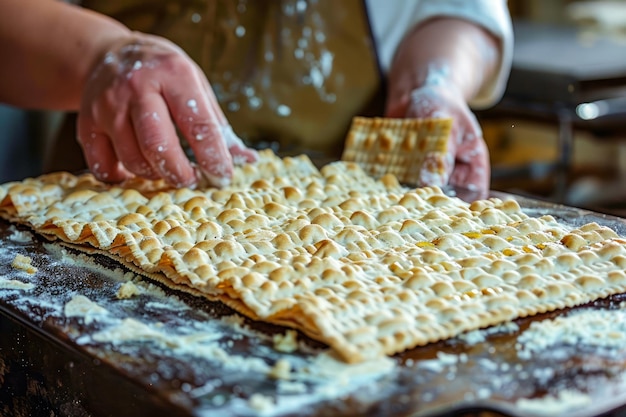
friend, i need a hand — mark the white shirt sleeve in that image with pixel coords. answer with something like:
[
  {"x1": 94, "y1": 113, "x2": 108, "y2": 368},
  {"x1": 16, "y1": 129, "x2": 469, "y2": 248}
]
[{"x1": 365, "y1": 0, "x2": 513, "y2": 109}]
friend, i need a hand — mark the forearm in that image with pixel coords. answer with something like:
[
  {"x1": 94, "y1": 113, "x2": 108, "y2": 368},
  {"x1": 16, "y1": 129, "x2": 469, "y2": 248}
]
[
  {"x1": 0, "y1": 0, "x2": 131, "y2": 110},
  {"x1": 386, "y1": 17, "x2": 501, "y2": 112}
]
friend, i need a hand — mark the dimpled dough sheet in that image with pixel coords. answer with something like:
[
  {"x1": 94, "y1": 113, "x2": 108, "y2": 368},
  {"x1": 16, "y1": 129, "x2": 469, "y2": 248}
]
[
  {"x1": 2, "y1": 150, "x2": 626, "y2": 363},
  {"x1": 341, "y1": 117, "x2": 452, "y2": 186}
]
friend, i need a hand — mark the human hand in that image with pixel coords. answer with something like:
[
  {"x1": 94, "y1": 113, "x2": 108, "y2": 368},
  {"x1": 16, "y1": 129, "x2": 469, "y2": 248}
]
[
  {"x1": 77, "y1": 32, "x2": 257, "y2": 188},
  {"x1": 386, "y1": 84, "x2": 490, "y2": 199}
]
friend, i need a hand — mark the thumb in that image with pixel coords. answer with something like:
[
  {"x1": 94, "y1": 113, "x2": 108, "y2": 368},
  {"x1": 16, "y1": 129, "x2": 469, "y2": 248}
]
[{"x1": 417, "y1": 128, "x2": 457, "y2": 188}]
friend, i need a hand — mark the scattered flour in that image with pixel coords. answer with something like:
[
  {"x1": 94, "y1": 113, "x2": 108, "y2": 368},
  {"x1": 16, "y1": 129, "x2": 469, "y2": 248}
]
[
  {"x1": 277, "y1": 380, "x2": 307, "y2": 394},
  {"x1": 89, "y1": 317, "x2": 270, "y2": 374},
  {"x1": 0, "y1": 277, "x2": 34, "y2": 290},
  {"x1": 517, "y1": 308, "x2": 626, "y2": 360},
  {"x1": 44, "y1": 244, "x2": 141, "y2": 284},
  {"x1": 248, "y1": 393, "x2": 275, "y2": 413},
  {"x1": 458, "y1": 321, "x2": 520, "y2": 345},
  {"x1": 92, "y1": 318, "x2": 178, "y2": 346},
  {"x1": 306, "y1": 351, "x2": 396, "y2": 384},
  {"x1": 43, "y1": 243, "x2": 180, "y2": 302},
  {"x1": 64, "y1": 295, "x2": 109, "y2": 325},
  {"x1": 516, "y1": 389, "x2": 592, "y2": 416},
  {"x1": 7, "y1": 227, "x2": 33, "y2": 243},
  {"x1": 117, "y1": 281, "x2": 142, "y2": 299},
  {"x1": 273, "y1": 330, "x2": 298, "y2": 353}
]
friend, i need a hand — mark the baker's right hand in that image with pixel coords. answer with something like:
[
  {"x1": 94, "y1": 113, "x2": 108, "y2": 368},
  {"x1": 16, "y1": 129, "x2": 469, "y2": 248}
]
[
  {"x1": 386, "y1": 84, "x2": 490, "y2": 199},
  {"x1": 77, "y1": 32, "x2": 257, "y2": 188}
]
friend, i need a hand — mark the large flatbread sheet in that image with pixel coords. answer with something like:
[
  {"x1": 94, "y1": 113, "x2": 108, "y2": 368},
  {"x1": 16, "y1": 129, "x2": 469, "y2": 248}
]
[{"x1": 2, "y1": 150, "x2": 626, "y2": 363}]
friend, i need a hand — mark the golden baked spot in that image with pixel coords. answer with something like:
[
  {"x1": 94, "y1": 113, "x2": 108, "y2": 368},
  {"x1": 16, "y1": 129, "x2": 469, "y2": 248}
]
[
  {"x1": 416, "y1": 241, "x2": 435, "y2": 249},
  {"x1": 502, "y1": 248, "x2": 517, "y2": 257},
  {"x1": 575, "y1": 275, "x2": 606, "y2": 291},
  {"x1": 561, "y1": 233, "x2": 587, "y2": 251},
  {"x1": 608, "y1": 270, "x2": 626, "y2": 284},
  {"x1": 462, "y1": 231, "x2": 482, "y2": 239}
]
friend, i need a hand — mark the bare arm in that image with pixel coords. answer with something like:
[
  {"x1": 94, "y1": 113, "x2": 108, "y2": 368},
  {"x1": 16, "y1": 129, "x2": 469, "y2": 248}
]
[
  {"x1": 0, "y1": 0, "x2": 131, "y2": 110},
  {"x1": 0, "y1": 0, "x2": 257, "y2": 187},
  {"x1": 386, "y1": 17, "x2": 501, "y2": 114}
]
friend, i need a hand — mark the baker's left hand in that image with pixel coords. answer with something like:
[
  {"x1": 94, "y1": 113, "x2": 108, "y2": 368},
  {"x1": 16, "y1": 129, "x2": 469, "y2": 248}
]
[
  {"x1": 386, "y1": 84, "x2": 490, "y2": 199},
  {"x1": 77, "y1": 32, "x2": 257, "y2": 188}
]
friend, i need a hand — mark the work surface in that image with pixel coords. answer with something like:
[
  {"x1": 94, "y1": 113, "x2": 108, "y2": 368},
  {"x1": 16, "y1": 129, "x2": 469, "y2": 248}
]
[{"x1": 2, "y1": 192, "x2": 626, "y2": 417}]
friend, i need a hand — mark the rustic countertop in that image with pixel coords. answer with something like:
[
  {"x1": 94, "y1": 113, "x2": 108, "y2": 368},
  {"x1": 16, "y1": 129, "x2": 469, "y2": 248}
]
[{"x1": 2, "y1": 191, "x2": 626, "y2": 417}]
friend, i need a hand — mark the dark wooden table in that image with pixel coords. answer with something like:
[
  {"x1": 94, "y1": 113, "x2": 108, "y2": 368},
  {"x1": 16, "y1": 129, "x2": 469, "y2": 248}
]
[{"x1": 2, "y1": 192, "x2": 626, "y2": 417}]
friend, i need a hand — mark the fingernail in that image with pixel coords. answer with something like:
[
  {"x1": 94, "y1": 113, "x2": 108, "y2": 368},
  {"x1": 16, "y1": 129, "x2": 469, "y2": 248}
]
[{"x1": 203, "y1": 172, "x2": 231, "y2": 188}]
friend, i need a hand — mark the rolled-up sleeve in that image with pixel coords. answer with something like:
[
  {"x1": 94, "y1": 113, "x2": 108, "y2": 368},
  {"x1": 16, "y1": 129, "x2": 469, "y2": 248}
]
[{"x1": 367, "y1": 0, "x2": 513, "y2": 109}]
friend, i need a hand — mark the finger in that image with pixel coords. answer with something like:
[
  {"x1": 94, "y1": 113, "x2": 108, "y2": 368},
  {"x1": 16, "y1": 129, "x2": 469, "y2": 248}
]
[
  {"x1": 449, "y1": 135, "x2": 490, "y2": 196},
  {"x1": 448, "y1": 109, "x2": 490, "y2": 195},
  {"x1": 189, "y1": 119, "x2": 234, "y2": 188},
  {"x1": 129, "y1": 93, "x2": 197, "y2": 187},
  {"x1": 79, "y1": 131, "x2": 131, "y2": 183},
  {"x1": 384, "y1": 87, "x2": 411, "y2": 118},
  {"x1": 417, "y1": 152, "x2": 452, "y2": 188},
  {"x1": 163, "y1": 76, "x2": 234, "y2": 187},
  {"x1": 77, "y1": 113, "x2": 131, "y2": 183},
  {"x1": 197, "y1": 70, "x2": 228, "y2": 126},
  {"x1": 109, "y1": 112, "x2": 157, "y2": 180},
  {"x1": 199, "y1": 82, "x2": 257, "y2": 164},
  {"x1": 198, "y1": 71, "x2": 258, "y2": 164},
  {"x1": 417, "y1": 119, "x2": 459, "y2": 188},
  {"x1": 221, "y1": 125, "x2": 258, "y2": 165}
]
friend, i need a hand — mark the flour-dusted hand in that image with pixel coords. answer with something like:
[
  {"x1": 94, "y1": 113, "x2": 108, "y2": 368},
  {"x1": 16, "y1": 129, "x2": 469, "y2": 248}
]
[
  {"x1": 387, "y1": 84, "x2": 490, "y2": 197},
  {"x1": 77, "y1": 33, "x2": 257, "y2": 188},
  {"x1": 384, "y1": 16, "x2": 506, "y2": 200}
]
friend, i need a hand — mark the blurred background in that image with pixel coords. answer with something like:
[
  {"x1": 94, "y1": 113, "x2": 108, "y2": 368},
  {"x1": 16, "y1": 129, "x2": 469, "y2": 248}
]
[
  {"x1": 3, "y1": 0, "x2": 626, "y2": 216},
  {"x1": 480, "y1": 0, "x2": 626, "y2": 216}
]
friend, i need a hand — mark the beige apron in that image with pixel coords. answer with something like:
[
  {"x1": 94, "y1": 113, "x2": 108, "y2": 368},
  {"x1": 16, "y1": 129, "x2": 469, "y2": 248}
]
[{"x1": 47, "y1": 0, "x2": 384, "y2": 172}]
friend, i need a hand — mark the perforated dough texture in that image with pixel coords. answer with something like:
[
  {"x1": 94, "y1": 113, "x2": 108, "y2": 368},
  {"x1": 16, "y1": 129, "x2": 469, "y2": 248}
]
[
  {"x1": 341, "y1": 117, "x2": 452, "y2": 186},
  {"x1": 2, "y1": 150, "x2": 626, "y2": 363}
]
